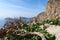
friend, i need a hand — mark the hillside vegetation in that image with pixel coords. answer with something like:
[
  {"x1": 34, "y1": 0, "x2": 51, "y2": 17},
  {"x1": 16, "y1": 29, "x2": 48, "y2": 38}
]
[{"x1": 0, "y1": 18, "x2": 57, "y2": 40}]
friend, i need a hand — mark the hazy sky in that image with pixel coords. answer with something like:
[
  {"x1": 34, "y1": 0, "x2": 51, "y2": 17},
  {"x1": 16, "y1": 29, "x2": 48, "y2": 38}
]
[{"x1": 0, "y1": 0, "x2": 48, "y2": 19}]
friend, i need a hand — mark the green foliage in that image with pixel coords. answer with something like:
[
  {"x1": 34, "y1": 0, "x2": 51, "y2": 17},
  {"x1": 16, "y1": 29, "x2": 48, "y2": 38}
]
[
  {"x1": 21, "y1": 35, "x2": 41, "y2": 40},
  {"x1": 44, "y1": 19, "x2": 60, "y2": 25},
  {"x1": 7, "y1": 22, "x2": 55, "y2": 40},
  {"x1": 7, "y1": 34, "x2": 16, "y2": 40},
  {"x1": 18, "y1": 23, "x2": 55, "y2": 40}
]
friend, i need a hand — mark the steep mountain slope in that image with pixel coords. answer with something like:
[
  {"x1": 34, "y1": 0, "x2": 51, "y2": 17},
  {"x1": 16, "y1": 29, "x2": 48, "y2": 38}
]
[
  {"x1": 29, "y1": 0, "x2": 60, "y2": 24},
  {"x1": 46, "y1": 0, "x2": 60, "y2": 20}
]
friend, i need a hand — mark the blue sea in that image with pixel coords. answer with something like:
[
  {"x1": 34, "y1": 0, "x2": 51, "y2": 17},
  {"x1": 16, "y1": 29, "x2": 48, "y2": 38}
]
[{"x1": 0, "y1": 19, "x2": 6, "y2": 28}]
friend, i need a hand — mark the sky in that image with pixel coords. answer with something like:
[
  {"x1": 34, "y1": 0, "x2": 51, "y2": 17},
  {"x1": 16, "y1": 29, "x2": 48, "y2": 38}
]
[{"x1": 0, "y1": 0, "x2": 48, "y2": 19}]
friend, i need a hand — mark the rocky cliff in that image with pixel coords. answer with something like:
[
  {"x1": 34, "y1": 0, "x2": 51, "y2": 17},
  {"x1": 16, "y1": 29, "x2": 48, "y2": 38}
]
[
  {"x1": 29, "y1": 0, "x2": 60, "y2": 24},
  {"x1": 46, "y1": 0, "x2": 60, "y2": 20}
]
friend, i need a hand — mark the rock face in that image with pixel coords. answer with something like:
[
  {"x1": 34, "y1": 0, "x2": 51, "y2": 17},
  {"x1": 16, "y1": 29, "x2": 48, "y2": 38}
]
[
  {"x1": 39, "y1": 24, "x2": 60, "y2": 40},
  {"x1": 37, "y1": 12, "x2": 47, "y2": 22},
  {"x1": 46, "y1": 25, "x2": 60, "y2": 40},
  {"x1": 46, "y1": 0, "x2": 60, "y2": 20},
  {"x1": 29, "y1": 0, "x2": 60, "y2": 24},
  {"x1": 28, "y1": 12, "x2": 47, "y2": 25}
]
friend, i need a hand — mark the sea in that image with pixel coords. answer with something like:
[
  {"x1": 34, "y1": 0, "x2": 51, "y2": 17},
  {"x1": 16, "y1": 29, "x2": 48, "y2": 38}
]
[{"x1": 0, "y1": 19, "x2": 6, "y2": 28}]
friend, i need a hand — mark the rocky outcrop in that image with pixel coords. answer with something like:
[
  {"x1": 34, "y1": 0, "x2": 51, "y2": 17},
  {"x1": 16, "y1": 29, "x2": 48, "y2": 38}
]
[
  {"x1": 46, "y1": 0, "x2": 60, "y2": 20},
  {"x1": 28, "y1": 12, "x2": 47, "y2": 25},
  {"x1": 29, "y1": 0, "x2": 60, "y2": 24},
  {"x1": 37, "y1": 12, "x2": 47, "y2": 22},
  {"x1": 39, "y1": 24, "x2": 60, "y2": 40},
  {"x1": 46, "y1": 25, "x2": 60, "y2": 40}
]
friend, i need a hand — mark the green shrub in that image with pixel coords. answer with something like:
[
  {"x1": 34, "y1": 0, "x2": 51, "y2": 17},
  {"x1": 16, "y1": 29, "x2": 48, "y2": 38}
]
[
  {"x1": 7, "y1": 22, "x2": 55, "y2": 40},
  {"x1": 44, "y1": 19, "x2": 60, "y2": 25}
]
